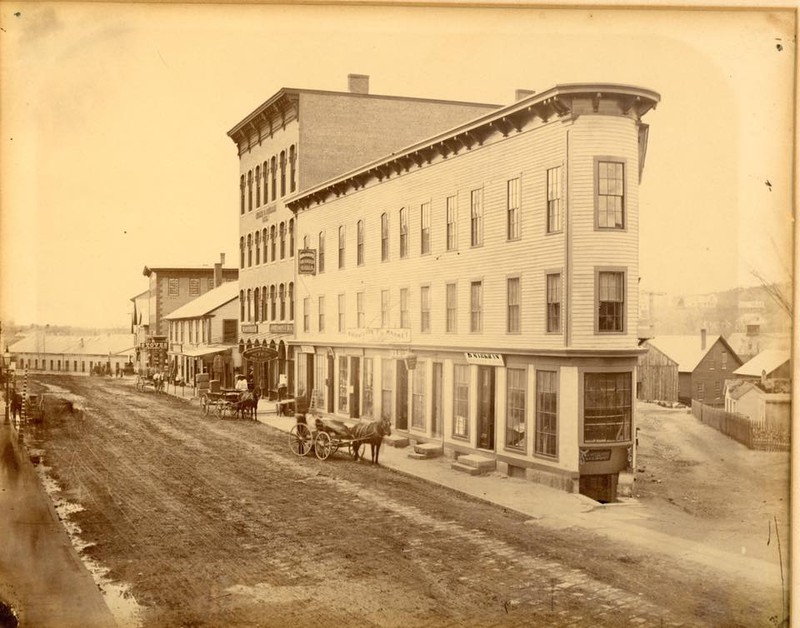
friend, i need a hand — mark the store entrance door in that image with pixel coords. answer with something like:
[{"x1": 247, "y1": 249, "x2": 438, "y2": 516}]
[
  {"x1": 477, "y1": 366, "x2": 495, "y2": 450},
  {"x1": 396, "y1": 360, "x2": 408, "y2": 430}
]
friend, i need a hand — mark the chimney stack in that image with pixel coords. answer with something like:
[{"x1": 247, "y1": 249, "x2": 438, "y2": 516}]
[
  {"x1": 348, "y1": 74, "x2": 369, "y2": 95},
  {"x1": 515, "y1": 89, "x2": 536, "y2": 101},
  {"x1": 214, "y1": 252, "x2": 225, "y2": 288},
  {"x1": 700, "y1": 328, "x2": 707, "y2": 351}
]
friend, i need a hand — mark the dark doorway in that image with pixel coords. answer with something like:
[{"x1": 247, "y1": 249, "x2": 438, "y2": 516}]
[
  {"x1": 396, "y1": 359, "x2": 408, "y2": 430},
  {"x1": 326, "y1": 354, "x2": 335, "y2": 413},
  {"x1": 350, "y1": 357, "x2": 360, "y2": 418},
  {"x1": 579, "y1": 474, "x2": 617, "y2": 504},
  {"x1": 432, "y1": 362, "x2": 443, "y2": 438},
  {"x1": 306, "y1": 355, "x2": 315, "y2": 404},
  {"x1": 477, "y1": 366, "x2": 495, "y2": 450}
]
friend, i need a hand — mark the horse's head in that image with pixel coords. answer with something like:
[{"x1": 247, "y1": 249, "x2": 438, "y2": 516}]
[{"x1": 380, "y1": 417, "x2": 392, "y2": 437}]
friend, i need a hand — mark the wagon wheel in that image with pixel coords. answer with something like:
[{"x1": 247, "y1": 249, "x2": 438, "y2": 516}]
[
  {"x1": 216, "y1": 402, "x2": 229, "y2": 419},
  {"x1": 314, "y1": 431, "x2": 333, "y2": 460},
  {"x1": 289, "y1": 423, "x2": 313, "y2": 456}
]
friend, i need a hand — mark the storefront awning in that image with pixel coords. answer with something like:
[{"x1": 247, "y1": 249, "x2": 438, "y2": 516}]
[{"x1": 181, "y1": 345, "x2": 233, "y2": 358}]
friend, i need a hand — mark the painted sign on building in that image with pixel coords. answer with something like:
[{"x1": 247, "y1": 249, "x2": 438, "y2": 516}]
[
  {"x1": 346, "y1": 327, "x2": 411, "y2": 344},
  {"x1": 241, "y1": 324, "x2": 258, "y2": 334},
  {"x1": 298, "y1": 249, "x2": 317, "y2": 275},
  {"x1": 270, "y1": 323, "x2": 294, "y2": 334},
  {"x1": 464, "y1": 352, "x2": 505, "y2": 366}
]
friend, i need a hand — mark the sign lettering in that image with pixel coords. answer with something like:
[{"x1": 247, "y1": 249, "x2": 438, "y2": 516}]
[
  {"x1": 346, "y1": 327, "x2": 411, "y2": 344},
  {"x1": 270, "y1": 323, "x2": 294, "y2": 334},
  {"x1": 297, "y1": 249, "x2": 316, "y2": 275},
  {"x1": 464, "y1": 352, "x2": 505, "y2": 366}
]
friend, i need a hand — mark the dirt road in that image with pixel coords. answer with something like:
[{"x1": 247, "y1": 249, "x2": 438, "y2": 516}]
[{"x1": 18, "y1": 376, "x2": 788, "y2": 627}]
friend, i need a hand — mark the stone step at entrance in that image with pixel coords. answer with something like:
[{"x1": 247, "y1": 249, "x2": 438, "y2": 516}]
[
  {"x1": 383, "y1": 433, "x2": 409, "y2": 448},
  {"x1": 451, "y1": 453, "x2": 496, "y2": 475},
  {"x1": 408, "y1": 442, "x2": 443, "y2": 460}
]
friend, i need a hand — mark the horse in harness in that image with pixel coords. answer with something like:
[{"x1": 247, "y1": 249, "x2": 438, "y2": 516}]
[{"x1": 350, "y1": 417, "x2": 392, "y2": 465}]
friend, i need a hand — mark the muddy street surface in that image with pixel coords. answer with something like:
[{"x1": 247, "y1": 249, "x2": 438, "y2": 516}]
[{"x1": 11, "y1": 376, "x2": 788, "y2": 627}]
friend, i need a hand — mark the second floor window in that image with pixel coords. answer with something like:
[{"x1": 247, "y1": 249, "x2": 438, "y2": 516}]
[
  {"x1": 446, "y1": 195, "x2": 457, "y2": 251},
  {"x1": 357, "y1": 291, "x2": 365, "y2": 328},
  {"x1": 289, "y1": 145, "x2": 297, "y2": 192},
  {"x1": 470, "y1": 281, "x2": 482, "y2": 332},
  {"x1": 318, "y1": 232, "x2": 325, "y2": 273},
  {"x1": 270, "y1": 226, "x2": 277, "y2": 262},
  {"x1": 507, "y1": 178, "x2": 520, "y2": 240},
  {"x1": 338, "y1": 225, "x2": 346, "y2": 269},
  {"x1": 381, "y1": 290, "x2": 390, "y2": 328},
  {"x1": 420, "y1": 286, "x2": 430, "y2": 333},
  {"x1": 420, "y1": 202, "x2": 431, "y2": 254},
  {"x1": 318, "y1": 296, "x2": 325, "y2": 332},
  {"x1": 303, "y1": 297, "x2": 310, "y2": 332},
  {"x1": 280, "y1": 222, "x2": 286, "y2": 260},
  {"x1": 507, "y1": 277, "x2": 520, "y2": 333},
  {"x1": 446, "y1": 283, "x2": 456, "y2": 333},
  {"x1": 547, "y1": 273, "x2": 562, "y2": 333},
  {"x1": 597, "y1": 271, "x2": 625, "y2": 332},
  {"x1": 597, "y1": 160, "x2": 625, "y2": 229},
  {"x1": 247, "y1": 234, "x2": 253, "y2": 267},
  {"x1": 357, "y1": 220, "x2": 364, "y2": 265},
  {"x1": 400, "y1": 288, "x2": 409, "y2": 328},
  {"x1": 381, "y1": 213, "x2": 389, "y2": 261},
  {"x1": 338, "y1": 293, "x2": 345, "y2": 332}
]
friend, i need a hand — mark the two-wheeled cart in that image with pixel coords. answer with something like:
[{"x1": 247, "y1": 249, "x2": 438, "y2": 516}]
[{"x1": 288, "y1": 415, "x2": 370, "y2": 461}]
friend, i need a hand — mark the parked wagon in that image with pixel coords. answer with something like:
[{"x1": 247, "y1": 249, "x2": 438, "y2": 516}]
[
  {"x1": 201, "y1": 390, "x2": 241, "y2": 419},
  {"x1": 136, "y1": 373, "x2": 164, "y2": 393},
  {"x1": 288, "y1": 414, "x2": 391, "y2": 463}
]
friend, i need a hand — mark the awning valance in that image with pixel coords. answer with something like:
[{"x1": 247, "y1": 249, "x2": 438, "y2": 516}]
[{"x1": 181, "y1": 345, "x2": 233, "y2": 358}]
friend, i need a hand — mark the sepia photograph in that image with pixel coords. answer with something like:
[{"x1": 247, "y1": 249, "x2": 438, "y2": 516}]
[{"x1": 0, "y1": 2, "x2": 795, "y2": 627}]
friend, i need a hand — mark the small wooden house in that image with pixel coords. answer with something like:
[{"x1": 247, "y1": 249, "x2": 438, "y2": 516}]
[{"x1": 637, "y1": 340, "x2": 679, "y2": 403}]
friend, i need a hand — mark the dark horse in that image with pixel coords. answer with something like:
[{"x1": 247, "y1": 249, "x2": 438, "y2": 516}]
[
  {"x1": 236, "y1": 390, "x2": 259, "y2": 420},
  {"x1": 351, "y1": 417, "x2": 392, "y2": 465}
]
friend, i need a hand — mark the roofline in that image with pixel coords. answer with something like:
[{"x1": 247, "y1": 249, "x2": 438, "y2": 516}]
[
  {"x1": 226, "y1": 86, "x2": 501, "y2": 139},
  {"x1": 286, "y1": 83, "x2": 660, "y2": 211},
  {"x1": 142, "y1": 266, "x2": 239, "y2": 277},
  {"x1": 163, "y1": 296, "x2": 238, "y2": 320}
]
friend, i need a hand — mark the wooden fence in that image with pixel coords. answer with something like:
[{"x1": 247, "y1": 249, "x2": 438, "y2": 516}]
[{"x1": 691, "y1": 400, "x2": 790, "y2": 452}]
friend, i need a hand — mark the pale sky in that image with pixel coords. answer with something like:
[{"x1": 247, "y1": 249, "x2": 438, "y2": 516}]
[{"x1": 0, "y1": 3, "x2": 795, "y2": 328}]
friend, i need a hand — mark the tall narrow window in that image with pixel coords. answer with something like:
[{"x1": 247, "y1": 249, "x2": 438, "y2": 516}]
[
  {"x1": 262, "y1": 161, "x2": 269, "y2": 204},
  {"x1": 255, "y1": 166, "x2": 261, "y2": 208},
  {"x1": 240, "y1": 175, "x2": 245, "y2": 215},
  {"x1": 270, "y1": 285, "x2": 276, "y2": 320},
  {"x1": 318, "y1": 296, "x2": 325, "y2": 332},
  {"x1": 338, "y1": 356, "x2": 348, "y2": 413},
  {"x1": 400, "y1": 288, "x2": 409, "y2": 328},
  {"x1": 247, "y1": 170, "x2": 253, "y2": 212},
  {"x1": 271, "y1": 156, "x2": 277, "y2": 201},
  {"x1": 470, "y1": 188, "x2": 483, "y2": 247},
  {"x1": 168, "y1": 277, "x2": 179, "y2": 296},
  {"x1": 596, "y1": 160, "x2": 625, "y2": 229},
  {"x1": 381, "y1": 359, "x2": 393, "y2": 421},
  {"x1": 381, "y1": 213, "x2": 389, "y2": 261},
  {"x1": 270, "y1": 226, "x2": 277, "y2": 262},
  {"x1": 453, "y1": 364, "x2": 469, "y2": 438},
  {"x1": 280, "y1": 150, "x2": 286, "y2": 197},
  {"x1": 239, "y1": 236, "x2": 245, "y2": 269},
  {"x1": 318, "y1": 231, "x2": 325, "y2": 273},
  {"x1": 303, "y1": 297, "x2": 310, "y2": 332},
  {"x1": 412, "y1": 364, "x2": 426, "y2": 430},
  {"x1": 363, "y1": 358, "x2": 374, "y2": 417},
  {"x1": 289, "y1": 145, "x2": 297, "y2": 193},
  {"x1": 279, "y1": 284, "x2": 286, "y2": 320},
  {"x1": 357, "y1": 291, "x2": 365, "y2": 328},
  {"x1": 338, "y1": 225, "x2": 346, "y2": 269},
  {"x1": 338, "y1": 293, "x2": 345, "y2": 332},
  {"x1": 262, "y1": 228, "x2": 268, "y2": 262},
  {"x1": 357, "y1": 220, "x2": 364, "y2": 265},
  {"x1": 506, "y1": 368, "x2": 526, "y2": 450},
  {"x1": 507, "y1": 277, "x2": 520, "y2": 333},
  {"x1": 597, "y1": 271, "x2": 625, "y2": 332},
  {"x1": 446, "y1": 283, "x2": 457, "y2": 333},
  {"x1": 247, "y1": 289, "x2": 252, "y2": 321},
  {"x1": 247, "y1": 234, "x2": 253, "y2": 267},
  {"x1": 255, "y1": 231, "x2": 261, "y2": 265},
  {"x1": 420, "y1": 202, "x2": 431, "y2": 254},
  {"x1": 547, "y1": 273, "x2": 562, "y2": 333},
  {"x1": 381, "y1": 290, "x2": 390, "y2": 328},
  {"x1": 507, "y1": 178, "x2": 520, "y2": 240},
  {"x1": 470, "y1": 281, "x2": 482, "y2": 332},
  {"x1": 399, "y1": 207, "x2": 408, "y2": 258},
  {"x1": 254, "y1": 287, "x2": 260, "y2": 321},
  {"x1": 289, "y1": 219, "x2": 295, "y2": 257},
  {"x1": 536, "y1": 371, "x2": 558, "y2": 457},
  {"x1": 446, "y1": 195, "x2": 457, "y2": 251},
  {"x1": 288, "y1": 282, "x2": 294, "y2": 320},
  {"x1": 584, "y1": 372, "x2": 631, "y2": 443},
  {"x1": 280, "y1": 222, "x2": 286, "y2": 260},
  {"x1": 420, "y1": 286, "x2": 430, "y2": 333},
  {"x1": 261, "y1": 286, "x2": 267, "y2": 321},
  {"x1": 547, "y1": 166, "x2": 562, "y2": 233},
  {"x1": 240, "y1": 290, "x2": 245, "y2": 321}
]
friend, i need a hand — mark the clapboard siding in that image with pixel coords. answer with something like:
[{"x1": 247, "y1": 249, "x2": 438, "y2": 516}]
[{"x1": 568, "y1": 116, "x2": 640, "y2": 351}]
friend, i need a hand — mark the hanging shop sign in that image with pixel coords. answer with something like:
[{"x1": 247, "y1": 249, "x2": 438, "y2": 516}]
[
  {"x1": 241, "y1": 324, "x2": 258, "y2": 334},
  {"x1": 242, "y1": 346, "x2": 279, "y2": 361},
  {"x1": 579, "y1": 448, "x2": 612, "y2": 464},
  {"x1": 270, "y1": 323, "x2": 294, "y2": 334},
  {"x1": 464, "y1": 352, "x2": 505, "y2": 366},
  {"x1": 297, "y1": 249, "x2": 317, "y2": 275}
]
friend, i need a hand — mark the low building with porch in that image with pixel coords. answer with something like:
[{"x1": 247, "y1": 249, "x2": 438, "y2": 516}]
[
  {"x1": 164, "y1": 281, "x2": 240, "y2": 389},
  {"x1": 10, "y1": 333, "x2": 135, "y2": 376}
]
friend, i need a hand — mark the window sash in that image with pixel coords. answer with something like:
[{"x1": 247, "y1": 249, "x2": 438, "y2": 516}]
[
  {"x1": 453, "y1": 364, "x2": 469, "y2": 438},
  {"x1": 381, "y1": 290, "x2": 390, "y2": 328},
  {"x1": 598, "y1": 271, "x2": 624, "y2": 332},
  {"x1": 399, "y1": 208, "x2": 408, "y2": 258},
  {"x1": 583, "y1": 372, "x2": 631, "y2": 443},
  {"x1": 506, "y1": 368, "x2": 526, "y2": 450},
  {"x1": 597, "y1": 161, "x2": 625, "y2": 228},
  {"x1": 338, "y1": 294, "x2": 345, "y2": 332},
  {"x1": 470, "y1": 189, "x2": 483, "y2": 246},
  {"x1": 547, "y1": 166, "x2": 562, "y2": 233},
  {"x1": 507, "y1": 178, "x2": 520, "y2": 240},
  {"x1": 507, "y1": 277, "x2": 520, "y2": 333},
  {"x1": 470, "y1": 281, "x2": 482, "y2": 332},
  {"x1": 357, "y1": 221, "x2": 364, "y2": 265},
  {"x1": 338, "y1": 356, "x2": 348, "y2": 413},
  {"x1": 318, "y1": 296, "x2": 325, "y2": 332},
  {"x1": 536, "y1": 370, "x2": 558, "y2": 456},
  {"x1": 338, "y1": 226, "x2": 345, "y2": 269},
  {"x1": 547, "y1": 274, "x2": 562, "y2": 333},
  {"x1": 411, "y1": 366, "x2": 426, "y2": 429},
  {"x1": 420, "y1": 286, "x2": 430, "y2": 332},
  {"x1": 446, "y1": 196, "x2": 457, "y2": 251},
  {"x1": 381, "y1": 214, "x2": 389, "y2": 261},
  {"x1": 420, "y1": 203, "x2": 431, "y2": 254},
  {"x1": 446, "y1": 283, "x2": 456, "y2": 332}
]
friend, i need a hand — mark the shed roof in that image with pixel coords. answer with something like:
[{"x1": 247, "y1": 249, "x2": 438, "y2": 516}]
[
  {"x1": 9, "y1": 334, "x2": 135, "y2": 357},
  {"x1": 164, "y1": 281, "x2": 239, "y2": 320},
  {"x1": 733, "y1": 350, "x2": 791, "y2": 378}
]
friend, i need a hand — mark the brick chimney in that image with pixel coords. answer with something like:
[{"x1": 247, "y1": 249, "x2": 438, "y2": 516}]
[
  {"x1": 348, "y1": 74, "x2": 369, "y2": 95},
  {"x1": 214, "y1": 253, "x2": 225, "y2": 288},
  {"x1": 515, "y1": 89, "x2": 536, "y2": 101},
  {"x1": 700, "y1": 328, "x2": 707, "y2": 351}
]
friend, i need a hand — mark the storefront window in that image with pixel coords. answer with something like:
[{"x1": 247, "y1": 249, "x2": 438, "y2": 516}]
[
  {"x1": 536, "y1": 371, "x2": 558, "y2": 457},
  {"x1": 363, "y1": 358, "x2": 374, "y2": 417},
  {"x1": 506, "y1": 368, "x2": 526, "y2": 450},
  {"x1": 338, "y1": 356, "x2": 348, "y2": 413},
  {"x1": 411, "y1": 363, "x2": 426, "y2": 429},
  {"x1": 381, "y1": 358, "x2": 393, "y2": 421},
  {"x1": 584, "y1": 372, "x2": 631, "y2": 443},
  {"x1": 453, "y1": 364, "x2": 469, "y2": 439}
]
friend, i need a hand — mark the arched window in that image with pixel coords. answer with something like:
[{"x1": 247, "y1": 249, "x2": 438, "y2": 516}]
[
  {"x1": 261, "y1": 285, "x2": 268, "y2": 322},
  {"x1": 247, "y1": 170, "x2": 253, "y2": 212},
  {"x1": 255, "y1": 231, "x2": 261, "y2": 265},
  {"x1": 280, "y1": 222, "x2": 286, "y2": 259},
  {"x1": 254, "y1": 287, "x2": 260, "y2": 321},
  {"x1": 318, "y1": 231, "x2": 325, "y2": 273},
  {"x1": 262, "y1": 228, "x2": 268, "y2": 263},
  {"x1": 289, "y1": 219, "x2": 295, "y2": 257},
  {"x1": 262, "y1": 161, "x2": 269, "y2": 204},
  {"x1": 270, "y1": 285, "x2": 277, "y2": 320},
  {"x1": 240, "y1": 175, "x2": 245, "y2": 215},
  {"x1": 239, "y1": 236, "x2": 245, "y2": 269},
  {"x1": 247, "y1": 233, "x2": 253, "y2": 267},
  {"x1": 289, "y1": 282, "x2": 295, "y2": 320},
  {"x1": 255, "y1": 165, "x2": 261, "y2": 208},
  {"x1": 270, "y1": 225, "x2": 277, "y2": 261},
  {"x1": 280, "y1": 150, "x2": 286, "y2": 197},
  {"x1": 247, "y1": 288, "x2": 252, "y2": 321},
  {"x1": 290, "y1": 145, "x2": 297, "y2": 192},
  {"x1": 381, "y1": 213, "x2": 389, "y2": 261},
  {"x1": 279, "y1": 283, "x2": 286, "y2": 320},
  {"x1": 271, "y1": 156, "x2": 277, "y2": 201},
  {"x1": 240, "y1": 290, "x2": 245, "y2": 321},
  {"x1": 357, "y1": 219, "x2": 364, "y2": 265}
]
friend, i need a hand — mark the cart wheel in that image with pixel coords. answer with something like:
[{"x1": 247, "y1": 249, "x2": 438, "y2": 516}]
[
  {"x1": 314, "y1": 432, "x2": 333, "y2": 460},
  {"x1": 289, "y1": 423, "x2": 313, "y2": 456},
  {"x1": 216, "y1": 403, "x2": 227, "y2": 419}
]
